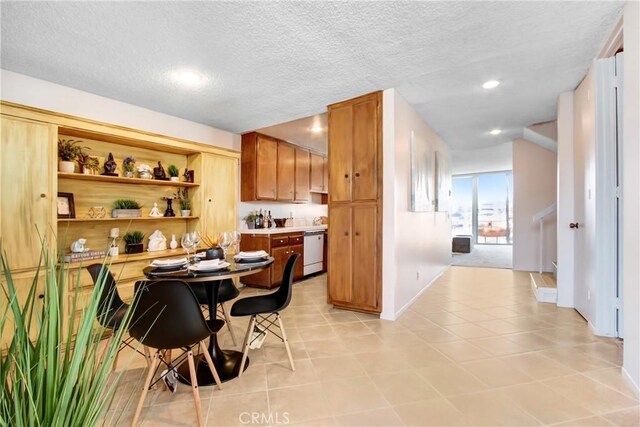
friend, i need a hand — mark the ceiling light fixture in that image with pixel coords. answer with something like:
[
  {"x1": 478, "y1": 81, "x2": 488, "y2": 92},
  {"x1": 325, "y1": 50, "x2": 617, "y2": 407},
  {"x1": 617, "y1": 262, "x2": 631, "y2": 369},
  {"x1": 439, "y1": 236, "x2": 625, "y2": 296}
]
[
  {"x1": 311, "y1": 126, "x2": 323, "y2": 133},
  {"x1": 170, "y1": 69, "x2": 207, "y2": 88},
  {"x1": 490, "y1": 129, "x2": 502, "y2": 135},
  {"x1": 482, "y1": 80, "x2": 500, "y2": 89}
]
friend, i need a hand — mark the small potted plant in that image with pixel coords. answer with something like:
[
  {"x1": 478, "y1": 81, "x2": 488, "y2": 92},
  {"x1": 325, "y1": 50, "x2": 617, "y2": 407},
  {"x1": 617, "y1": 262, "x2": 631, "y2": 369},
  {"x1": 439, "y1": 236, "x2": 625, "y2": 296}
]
[
  {"x1": 123, "y1": 231, "x2": 145, "y2": 254},
  {"x1": 57, "y1": 139, "x2": 84, "y2": 173},
  {"x1": 112, "y1": 199, "x2": 142, "y2": 218},
  {"x1": 168, "y1": 165, "x2": 180, "y2": 182},
  {"x1": 175, "y1": 188, "x2": 191, "y2": 217},
  {"x1": 122, "y1": 156, "x2": 136, "y2": 178},
  {"x1": 76, "y1": 150, "x2": 92, "y2": 175},
  {"x1": 243, "y1": 212, "x2": 257, "y2": 229}
]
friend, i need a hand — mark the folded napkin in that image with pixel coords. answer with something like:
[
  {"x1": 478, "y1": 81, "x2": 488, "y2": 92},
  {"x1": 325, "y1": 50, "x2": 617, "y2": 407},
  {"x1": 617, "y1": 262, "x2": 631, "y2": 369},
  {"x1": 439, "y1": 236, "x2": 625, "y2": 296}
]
[
  {"x1": 196, "y1": 259, "x2": 221, "y2": 267},
  {"x1": 235, "y1": 250, "x2": 268, "y2": 258},
  {"x1": 151, "y1": 257, "x2": 187, "y2": 266}
]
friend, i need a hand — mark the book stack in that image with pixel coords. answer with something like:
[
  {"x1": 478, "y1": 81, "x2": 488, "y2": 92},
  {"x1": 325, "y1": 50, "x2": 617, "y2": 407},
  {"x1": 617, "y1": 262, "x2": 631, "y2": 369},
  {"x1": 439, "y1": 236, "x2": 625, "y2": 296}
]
[{"x1": 63, "y1": 250, "x2": 106, "y2": 263}]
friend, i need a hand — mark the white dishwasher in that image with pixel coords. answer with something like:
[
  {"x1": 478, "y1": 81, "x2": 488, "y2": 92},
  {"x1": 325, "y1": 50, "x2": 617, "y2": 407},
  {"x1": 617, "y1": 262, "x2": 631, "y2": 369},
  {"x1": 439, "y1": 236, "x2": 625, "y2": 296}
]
[{"x1": 303, "y1": 230, "x2": 324, "y2": 276}]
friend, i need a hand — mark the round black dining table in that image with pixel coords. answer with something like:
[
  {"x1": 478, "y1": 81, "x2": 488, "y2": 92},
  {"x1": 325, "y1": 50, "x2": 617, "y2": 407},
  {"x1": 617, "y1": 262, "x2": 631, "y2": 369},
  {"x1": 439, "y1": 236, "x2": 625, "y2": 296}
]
[{"x1": 143, "y1": 256, "x2": 274, "y2": 385}]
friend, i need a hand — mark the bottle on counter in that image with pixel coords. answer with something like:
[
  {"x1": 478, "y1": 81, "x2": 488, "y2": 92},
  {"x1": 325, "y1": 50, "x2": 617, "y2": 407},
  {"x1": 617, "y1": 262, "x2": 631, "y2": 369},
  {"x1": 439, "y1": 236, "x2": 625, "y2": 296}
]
[
  {"x1": 267, "y1": 210, "x2": 273, "y2": 228},
  {"x1": 256, "y1": 209, "x2": 264, "y2": 229}
]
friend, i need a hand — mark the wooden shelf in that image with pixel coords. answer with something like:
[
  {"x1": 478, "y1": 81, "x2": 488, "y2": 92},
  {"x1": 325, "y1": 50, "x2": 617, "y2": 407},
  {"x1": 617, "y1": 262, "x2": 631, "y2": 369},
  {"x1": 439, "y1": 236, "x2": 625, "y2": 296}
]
[
  {"x1": 58, "y1": 172, "x2": 199, "y2": 187},
  {"x1": 58, "y1": 216, "x2": 199, "y2": 223},
  {"x1": 64, "y1": 248, "x2": 192, "y2": 268}
]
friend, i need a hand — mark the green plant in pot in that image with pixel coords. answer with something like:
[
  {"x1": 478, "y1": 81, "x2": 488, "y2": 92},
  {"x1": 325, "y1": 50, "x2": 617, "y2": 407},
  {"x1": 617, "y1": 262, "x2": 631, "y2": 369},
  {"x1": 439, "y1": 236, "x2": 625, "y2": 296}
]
[
  {"x1": 1, "y1": 241, "x2": 138, "y2": 426},
  {"x1": 123, "y1": 230, "x2": 145, "y2": 254},
  {"x1": 175, "y1": 188, "x2": 191, "y2": 217},
  {"x1": 58, "y1": 139, "x2": 85, "y2": 173},
  {"x1": 112, "y1": 199, "x2": 142, "y2": 218},
  {"x1": 167, "y1": 164, "x2": 180, "y2": 182},
  {"x1": 122, "y1": 156, "x2": 136, "y2": 178},
  {"x1": 243, "y1": 212, "x2": 257, "y2": 229}
]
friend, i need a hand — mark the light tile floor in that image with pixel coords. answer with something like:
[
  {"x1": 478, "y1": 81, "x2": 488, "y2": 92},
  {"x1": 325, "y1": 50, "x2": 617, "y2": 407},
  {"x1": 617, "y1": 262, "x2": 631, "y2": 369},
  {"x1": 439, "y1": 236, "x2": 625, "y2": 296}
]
[{"x1": 105, "y1": 267, "x2": 639, "y2": 426}]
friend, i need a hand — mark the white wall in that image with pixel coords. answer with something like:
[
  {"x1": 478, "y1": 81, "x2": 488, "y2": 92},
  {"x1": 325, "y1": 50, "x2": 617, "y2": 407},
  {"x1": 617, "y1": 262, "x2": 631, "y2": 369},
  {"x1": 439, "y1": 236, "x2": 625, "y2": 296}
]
[
  {"x1": 381, "y1": 89, "x2": 452, "y2": 320},
  {"x1": 622, "y1": 0, "x2": 640, "y2": 398},
  {"x1": 451, "y1": 142, "x2": 512, "y2": 176},
  {"x1": 0, "y1": 70, "x2": 240, "y2": 151},
  {"x1": 556, "y1": 92, "x2": 575, "y2": 307},
  {"x1": 512, "y1": 138, "x2": 557, "y2": 272}
]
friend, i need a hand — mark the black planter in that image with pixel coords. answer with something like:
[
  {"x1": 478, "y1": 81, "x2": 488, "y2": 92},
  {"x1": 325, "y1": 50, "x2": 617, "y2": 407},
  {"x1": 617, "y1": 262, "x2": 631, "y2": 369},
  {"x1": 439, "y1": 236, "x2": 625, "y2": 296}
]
[
  {"x1": 125, "y1": 243, "x2": 144, "y2": 254},
  {"x1": 205, "y1": 247, "x2": 225, "y2": 260}
]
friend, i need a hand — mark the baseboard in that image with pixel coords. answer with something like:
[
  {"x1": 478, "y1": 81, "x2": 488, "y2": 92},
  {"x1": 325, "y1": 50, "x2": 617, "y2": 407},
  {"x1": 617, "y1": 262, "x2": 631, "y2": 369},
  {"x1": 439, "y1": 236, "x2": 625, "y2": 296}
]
[
  {"x1": 388, "y1": 270, "x2": 444, "y2": 321},
  {"x1": 622, "y1": 366, "x2": 640, "y2": 398}
]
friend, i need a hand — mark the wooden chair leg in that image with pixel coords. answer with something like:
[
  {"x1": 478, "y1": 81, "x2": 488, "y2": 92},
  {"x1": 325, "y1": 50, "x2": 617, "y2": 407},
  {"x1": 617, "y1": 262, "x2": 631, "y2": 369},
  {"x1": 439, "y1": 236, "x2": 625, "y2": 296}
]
[
  {"x1": 238, "y1": 316, "x2": 256, "y2": 377},
  {"x1": 220, "y1": 303, "x2": 237, "y2": 346},
  {"x1": 277, "y1": 314, "x2": 295, "y2": 372},
  {"x1": 187, "y1": 350, "x2": 204, "y2": 427},
  {"x1": 199, "y1": 341, "x2": 223, "y2": 390},
  {"x1": 143, "y1": 345, "x2": 152, "y2": 369},
  {"x1": 131, "y1": 351, "x2": 159, "y2": 427}
]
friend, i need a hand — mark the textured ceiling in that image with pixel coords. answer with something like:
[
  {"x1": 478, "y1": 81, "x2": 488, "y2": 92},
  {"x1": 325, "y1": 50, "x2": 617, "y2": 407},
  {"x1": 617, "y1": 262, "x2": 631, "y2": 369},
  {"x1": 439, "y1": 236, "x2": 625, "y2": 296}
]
[
  {"x1": 0, "y1": 1, "x2": 622, "y2": 149},
  {"x1": 256, "y1": 113, "x2": 328, "y2": 153}
]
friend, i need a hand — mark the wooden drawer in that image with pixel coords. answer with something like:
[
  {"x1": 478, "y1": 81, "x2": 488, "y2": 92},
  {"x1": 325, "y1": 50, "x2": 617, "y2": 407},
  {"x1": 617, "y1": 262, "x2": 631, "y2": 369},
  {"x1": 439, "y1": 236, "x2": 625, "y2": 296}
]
[
  {"x1": 289, "y1": 233, "x2": 304, "y2": 245},
  {"x1": 270, "y1": 235, "x2": 290, "y2": 248}
]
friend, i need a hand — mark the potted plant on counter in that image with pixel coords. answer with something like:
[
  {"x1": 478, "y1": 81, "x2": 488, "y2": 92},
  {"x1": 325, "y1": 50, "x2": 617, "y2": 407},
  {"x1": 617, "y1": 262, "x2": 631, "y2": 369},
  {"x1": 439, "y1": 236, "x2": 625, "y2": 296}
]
[
  {"x1": 243, "y1": 212, "x2": 257, "y2": 229},
  {"x1": 122, "y1": 156, "x2": 136, "y2": 178},
  {"x1": 123, "y1": 230, "x2": 145, "y2": 254},
  {"x1": 57, "y1": 139, "x2": 84, "y2": 173},
  {"x1": 112, "y1": 199, "x2": 142, "y2": 218},
  {"x1": 168, "y1": 164, "x2": 180, "y2": 182}
]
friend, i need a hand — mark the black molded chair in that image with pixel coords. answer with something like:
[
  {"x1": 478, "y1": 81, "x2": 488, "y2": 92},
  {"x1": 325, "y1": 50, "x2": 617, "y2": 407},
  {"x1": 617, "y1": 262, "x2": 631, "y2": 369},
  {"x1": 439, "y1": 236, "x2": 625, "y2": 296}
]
[
  {"x1": 189, "y1": 279, "x2": 240, "y2": 345},
  {"x1": 86, "y1": 264, "x2": 145, "y2": 371},
  {"x1": 230, "y1": 253, "x2": 299, "y2": 376},
  {"x1": 129, "y1": 280, "x2": 222, "y2": 427}
]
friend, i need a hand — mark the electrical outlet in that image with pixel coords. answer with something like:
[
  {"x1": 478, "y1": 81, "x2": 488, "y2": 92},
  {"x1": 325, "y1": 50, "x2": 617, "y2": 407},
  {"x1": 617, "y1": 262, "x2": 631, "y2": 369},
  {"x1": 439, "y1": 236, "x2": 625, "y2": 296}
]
[
  {"x1": 587, "y1": 290, "x2": 591, "y2": 300},
  {"x1": 416, "y1": 271, "x2": 420, "y2": 280}
]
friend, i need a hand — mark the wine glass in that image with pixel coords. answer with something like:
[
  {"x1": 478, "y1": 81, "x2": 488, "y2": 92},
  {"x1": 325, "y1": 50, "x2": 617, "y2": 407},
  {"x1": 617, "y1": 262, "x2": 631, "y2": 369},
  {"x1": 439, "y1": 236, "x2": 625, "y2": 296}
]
[
  {"x1": 218, "y1": 231, "x2": 233, "y2": 259},
  {"x1": 181, "y1": 233, "x2": 196, "y2": 262},
  {"x1": 231, "y1": 230, "x2": 241, "y2": 254}
]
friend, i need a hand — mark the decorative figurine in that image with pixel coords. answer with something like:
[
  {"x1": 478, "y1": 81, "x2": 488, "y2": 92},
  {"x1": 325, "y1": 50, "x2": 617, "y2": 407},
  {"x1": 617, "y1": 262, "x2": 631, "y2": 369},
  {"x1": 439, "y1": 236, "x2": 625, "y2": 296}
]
[
  {"x1": 163, "y1": 196, "x2": 176, "y2": 217},
  {"x1": 169, "y1": 234, "x2": 178, "y2": 249},
  {"x1": 70, "y1": 238, "x2": 87, "y2": 253},
  {"x1": 147, "y1": 230, "x2": 167, "y2": 252},
  {"x1": 183, "y1": 168, "x2": 195, "y2": 183},
  {"x1": 137, "y1": 164, "x2": 153, "y2": 179},
  {"x1": 153, "y1": 161, "x2": 167, "y2": 180},
  {"x1": 148, "y1": 202, "x2": 163, "y2": 217},
  {"x1": 102, "y1": 153, "x2": 118, "y2": 176}
]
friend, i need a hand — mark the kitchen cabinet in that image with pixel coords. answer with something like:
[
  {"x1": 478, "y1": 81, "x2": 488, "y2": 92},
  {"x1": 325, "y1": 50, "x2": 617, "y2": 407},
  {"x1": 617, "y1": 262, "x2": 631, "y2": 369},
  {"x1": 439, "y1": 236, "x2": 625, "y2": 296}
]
[
  {"x1": 240, "y1": 231, "x2": 305, "y2": 288},
  {"x1": 241, "y1": 132, "x2": 277, "y2": 201},
  {"x1": 327, "y1": 91, "x2": 382, "y2": 314},
  {"x1": 276, "y1": 142, "x2": 295, "y2": 201},
  {"x1": 328, "y1": 92, "x2": 380, "y2": 203},
  {"x1": 310, "y1": 152, "x2": 328, "y2": 193},
  {"x1": 199, "y1": 153, "x2": 239, "y2": 237},
  {"x1": 294, "y1": 148, "x2": 310, "y2": 202}
]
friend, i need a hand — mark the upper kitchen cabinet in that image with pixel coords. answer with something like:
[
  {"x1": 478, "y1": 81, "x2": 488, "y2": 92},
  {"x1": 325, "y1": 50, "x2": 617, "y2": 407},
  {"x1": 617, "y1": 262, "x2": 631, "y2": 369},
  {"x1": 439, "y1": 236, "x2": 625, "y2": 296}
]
[
  {"x1": 276, "y1": 142, "x2": 295, "y2": 201},
  {"x1": 310, "y1": 152, "x2": 328, "y2": 193},
  {"x1": 294, "y1": 148, "x2": 310, "y2": 202},
  {"x1": 328, "y1": 92, "x2": 381, "y2": 203},
  {"x1": 241, "y1": 132, "x2": 277, "y2": 201}
]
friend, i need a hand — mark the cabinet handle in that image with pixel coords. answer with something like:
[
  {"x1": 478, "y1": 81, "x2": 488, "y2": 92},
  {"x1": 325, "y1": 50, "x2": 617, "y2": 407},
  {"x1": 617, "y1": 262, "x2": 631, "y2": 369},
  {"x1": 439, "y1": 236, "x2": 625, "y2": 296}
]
[
  {"x1": 40, "y1": 193, "x2": 46, "y2": 198},
  {"x1": 355, "y1": 172, "x2": 360, "y2": 177},
  {"x1": 355, "y1": 232, "x2": 360, "y2": 236},
  {"x1": 38, "y1": 294, "x2": 44, "y2": 299},
  {"x1": 344, "y1": 232, "x2": 349, "y2": 236},
  {"x1": 344, "y1": 174, "x2": 349, "y2": 178}
]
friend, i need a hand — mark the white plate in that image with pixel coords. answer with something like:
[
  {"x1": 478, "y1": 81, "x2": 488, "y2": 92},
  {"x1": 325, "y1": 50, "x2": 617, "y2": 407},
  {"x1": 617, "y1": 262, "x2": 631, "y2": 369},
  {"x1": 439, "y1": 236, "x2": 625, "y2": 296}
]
[
  {"x1": 188, "y1": 261, "x2": 230, "y2": 272},
  {"x1": 150, "y1": 258, "x2": 188, "y2": 267}
]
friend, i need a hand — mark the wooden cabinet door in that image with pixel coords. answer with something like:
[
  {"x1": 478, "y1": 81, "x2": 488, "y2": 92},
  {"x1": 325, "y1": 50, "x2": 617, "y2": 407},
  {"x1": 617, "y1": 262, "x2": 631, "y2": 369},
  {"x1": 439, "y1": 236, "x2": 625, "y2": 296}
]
[
  {"x1": 200, "y1": 154, "x2": 238, "y2": 237},
  {"x1": 310, "y1": 153, "x2": 324, "y2": 192},
  {"x1": 328, "y1": 105, "x2": 353, "y2": 202},
  {"x1": 294, "y1": 148, "x2": 310, "y2": 202},
  {"x1": 276, "y1": 142, "x2": 295, "y2": 201},
  {"x1": 351, "y1": 204, "x2": 378, "y2": 310},
  {"x1": 256, "y1": 135, "x2": 277, "y2": 199},
  {"x1": 328, "y1": 205, "x2": 352, "y2": 304},
  {"x1": 270, "y1": 246, "x2": 289, "y2": 285},
  {"x1": 352, "y1": 96, "x2": 379, "y2": 202},
  {"x1": 289, "y1": 243, "x2": 304, "y2": 280},
  {"x1": 322, "y1": 155, "x2": 329, "y2": 192},
  {"x1": 239, "y1": 234, "x2": 271, "y2": 287},
  {"x1": 1, "y1": 117, "x2": 55, "y2": 272}
]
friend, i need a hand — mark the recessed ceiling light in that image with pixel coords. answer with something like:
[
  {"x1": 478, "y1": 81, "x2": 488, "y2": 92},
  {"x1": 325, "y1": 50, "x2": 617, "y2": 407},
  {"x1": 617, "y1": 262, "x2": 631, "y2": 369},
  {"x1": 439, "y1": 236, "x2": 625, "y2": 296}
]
[
  {"x1": 490, "y1": 129, "x2": 502, "y2": 135},
  {"x1": 482, "y1": 80, "x2": 500, "y2": 89},
  {"x1": 311, "y1": 126, "x2": 323, "y2": 133},
  {"x1": 170, "y1": 69, "x2": 206, "y2": 88}
]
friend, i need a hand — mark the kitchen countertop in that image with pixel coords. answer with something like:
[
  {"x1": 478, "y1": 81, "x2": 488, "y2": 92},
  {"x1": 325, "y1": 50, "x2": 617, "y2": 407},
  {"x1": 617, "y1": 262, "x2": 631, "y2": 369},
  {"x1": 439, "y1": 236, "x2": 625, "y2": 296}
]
[{"x1": 240, "y1": 225, "x2": 327, "y2": 235}]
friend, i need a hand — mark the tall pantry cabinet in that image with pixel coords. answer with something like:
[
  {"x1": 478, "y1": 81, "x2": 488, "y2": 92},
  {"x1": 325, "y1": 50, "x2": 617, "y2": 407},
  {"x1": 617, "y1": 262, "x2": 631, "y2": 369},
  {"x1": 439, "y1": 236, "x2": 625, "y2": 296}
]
[{"x1": 327, "y1": 91, "x2": 382, "y2": 314}]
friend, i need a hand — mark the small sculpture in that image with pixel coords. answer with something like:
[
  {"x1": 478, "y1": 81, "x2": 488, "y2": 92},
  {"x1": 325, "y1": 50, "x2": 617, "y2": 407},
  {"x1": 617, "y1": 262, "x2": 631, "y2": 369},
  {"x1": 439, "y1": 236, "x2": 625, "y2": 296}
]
[
  {"x1": 137, "y1": 164, "x2": 153, "y2": 179},
  {"x1": 147, "y1": 230, "x2": 167, "y2": 252},
  {"x1": 169, "y1": 234, "x2": 178, "y2": 249},
  {"x1": 163, "y1": 196, "x2": 176, "y2": 217},
  {"x1": 183, "y1": 168, "x2": 195, "y2": 183},
  {"x1": 153, "y1": 161, "x2": 167, "y2": 180},
  {"x1": 102, "y1": 153, "x2": 118, "y2": 176},
  {"x1": 148, "y1": 202, "x2": 163, "y2": 217},
  {"x1": 70, "y1": 238, "x2": 87, "y2": 253}
]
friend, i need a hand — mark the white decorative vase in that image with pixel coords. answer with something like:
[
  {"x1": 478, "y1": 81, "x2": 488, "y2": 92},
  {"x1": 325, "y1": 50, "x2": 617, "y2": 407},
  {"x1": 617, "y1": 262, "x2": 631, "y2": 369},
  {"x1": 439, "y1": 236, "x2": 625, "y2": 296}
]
[
  {"x1": 170, "y1": 234, "x2": 178, "y2": 249},
  {"x1": 181, "y1": 210, "x2": 191, "y2": 217},
  {"x1": 170, "y1": 176, "x2": 179, "y2": 182},
  {"x1": 109, "y1": 246, "x2": 119, "y2": 257},
  {"x1": 124, "y1": 171, "x2": 134, "y2": 178},
  {"x1": 59, "y1": 160, "x2": 75, "y2": 173}
]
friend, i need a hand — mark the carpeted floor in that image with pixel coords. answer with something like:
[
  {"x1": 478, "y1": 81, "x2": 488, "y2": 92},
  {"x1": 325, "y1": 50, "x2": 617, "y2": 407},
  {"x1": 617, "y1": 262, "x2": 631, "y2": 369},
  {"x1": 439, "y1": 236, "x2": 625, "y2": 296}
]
[{"x1": 452, "y1": 244, "x2": 513, "y2": 269}]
